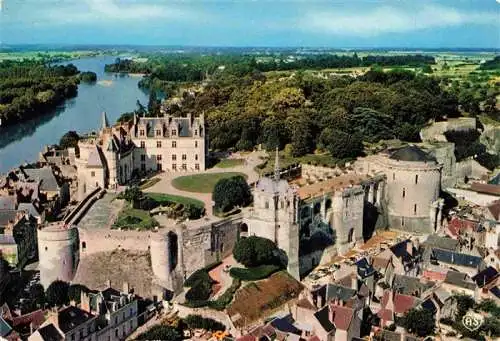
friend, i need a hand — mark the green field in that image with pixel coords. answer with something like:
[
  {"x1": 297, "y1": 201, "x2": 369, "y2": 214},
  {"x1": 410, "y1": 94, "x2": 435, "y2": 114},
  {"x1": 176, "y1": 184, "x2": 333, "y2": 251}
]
[
  {"x1": 171, "y1": 172, "x2": 247, "y2": 193},
  {"x1": 112, "y1": 206, "x2": 159, "y2": 231},
  {"x1": 215, "y1": 159, "x2": 245, "y2": 168},
  {"x1": 145, "y1": 192, "x2": 205, "y2": 208}
]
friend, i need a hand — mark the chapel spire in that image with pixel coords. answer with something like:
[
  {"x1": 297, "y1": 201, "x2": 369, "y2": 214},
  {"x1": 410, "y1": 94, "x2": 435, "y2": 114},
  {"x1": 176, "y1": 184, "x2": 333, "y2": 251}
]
[{"x1": 101, "y1": 112, "x2": 109, "y2": 130}]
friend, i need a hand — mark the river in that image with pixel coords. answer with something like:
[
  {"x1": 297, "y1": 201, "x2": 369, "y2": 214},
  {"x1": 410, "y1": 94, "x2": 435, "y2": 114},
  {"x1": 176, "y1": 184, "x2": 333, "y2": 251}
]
[{"x1": 0, "y1": 56, "x2": 149, "y2": 173}]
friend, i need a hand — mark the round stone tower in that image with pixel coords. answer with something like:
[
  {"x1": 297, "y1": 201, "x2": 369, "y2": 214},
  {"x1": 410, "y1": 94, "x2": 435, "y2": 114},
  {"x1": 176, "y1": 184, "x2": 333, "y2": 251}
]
[
  {"x1": 150, "y1": 230, "x2": 184, "y2": 297},
  {"x1": 379, "y1": 145, "x2": 442, "y2": 233},
  {"x1": 38, "y1": 223, "x2": 80, "y2": 289}
]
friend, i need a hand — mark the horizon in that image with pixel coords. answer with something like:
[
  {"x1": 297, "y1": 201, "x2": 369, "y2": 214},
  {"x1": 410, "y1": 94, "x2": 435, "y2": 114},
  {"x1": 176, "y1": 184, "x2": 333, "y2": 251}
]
[{"x1": 1, "y1": 0, "x2": 498, "y2": 48}]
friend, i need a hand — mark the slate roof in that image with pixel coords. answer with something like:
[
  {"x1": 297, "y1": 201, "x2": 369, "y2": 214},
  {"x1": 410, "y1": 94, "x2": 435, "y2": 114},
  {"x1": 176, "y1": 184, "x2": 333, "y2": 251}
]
[
  {"x1": 490, "y1": 286, "x2": 500, "y2": 299},
  {"x1": 269, "y1": 317, "x2": 301, "y2": 335},
  {"x1": 392, "y1": 274, "x2": 435, "y2": 296},
  {"x1": 424, "y1": 234, "x2": 459, "y2": 251},
  {"x1": 325, "y1": 284, "x2": 357, "y2": 302},
  {"x1": 390, "y1": 240, "x2": 415, "y2": 263},
  {"x1": 356, "y1": 258, "x2": 376, "y2": 279},
  {"x1": 57, "y1": 306, "x2": 94, "y2": 333},
  {"x1": 421, "y1": 298, "x2": 438, "y2": 314},
  {"x1": 444, "y1": 271, "x2": 476, "y2": 290},
  {"x1": 0, "y1": 197, "x2": 15, "y2": 210},
  {"x1": 37, "y1": 324, "x2": 64, "y2": 341},
  {"x1": 430, "y1": 248, "x2": 484, "y2": 269},
  {"x1": 472, "y1": 266, "x2": 499, "y2": 288},
  {"x1": 0, "y1": 316, "x2": 12, "y2": 337},
  {"x1": 313, "y1": 306, "x2": 335, "y2": 333},
  {"x1": 256, "y1": 177, "x2": 294, "y2": 196},
  {"x1": 490, "y1": 173, "x2": 500, "y2": 185},
  {"x1": 0, "y1": 210, "x2": 17, "y2": 228},
  {"x1": 23, "y1": 167, "x2": 59, "y2": 192},
  {"x1": 389, "y1": 145, "x2": 436, "y2": 162},
  {"x1": 17, "y1": 203, "x2": 41, "y2": 219}
]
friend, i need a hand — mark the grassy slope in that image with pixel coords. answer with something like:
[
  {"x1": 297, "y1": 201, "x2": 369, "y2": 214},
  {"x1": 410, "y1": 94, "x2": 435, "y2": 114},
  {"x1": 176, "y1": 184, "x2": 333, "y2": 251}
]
[{"x1": 146, "y1": 192, "x2": 205, "y2": 208}]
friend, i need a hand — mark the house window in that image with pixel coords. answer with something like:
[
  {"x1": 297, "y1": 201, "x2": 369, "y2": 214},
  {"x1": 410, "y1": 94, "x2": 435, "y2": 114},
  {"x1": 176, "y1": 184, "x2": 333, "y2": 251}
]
[
  {"x1": 172, "y1": 154, "x2": 177, "y2": 161},
  {"x1": 140, "y1": 141, "x2": 145, "y2": 148},
  {"x1": 157, "y1": 141, "x2": 162, "y2": 148},
  {"x1": 280, "y1": 201, "x2": 284, "y2": 209},
  {"x1": 415, "y1": 174, "x2": 418, "y2": 184},
  {"x1": 181, "y1": 164, "x2": 187, "y2": 170},
  {"x1": 393, "y1": 173, "x2": 395, "y2": 181},
  {"x1": 265, "y1": 201, "x2": 269, "y2": 209},
  {"x1": 115, "y1": 329, "x2": 119, "y2": 337},
  {"x1": 402, "y1": 188, "x2": 405, "y2": 198},
  {"x1": 91, "y1": 171, "x2": 95, "y2": 177},
  {"x1": 414, "y1": 204, "x2": 417, "y2": 215},
  {"x1": 129, "y1": 308, "x2": 133, "y2": 317},
  {"x1": 140, "y1": 155, "x2": 145, "y2": 161},
  {"x1": 195, "y1": 141, "x2": 198, "y2": 148},
  {"x1": 345, "y1": 198, "x2": 348, "y2": 208},
  {"x1": 171, "y1": 130, "x2": 177, "y2": 136},
  {"x1": 172, "y1": 141, "x2": 177, "y2": 148},
  {"x1": 139, "y1": 129, "x2": 145, "y2": 136},
  {"x1": 157, "y1": 163, "x2": 162, "y2": 171},
  {"x1": 80, "y1": 329, "x2": 83, "y2": 338},
  {"x1": 71, "y1": 334, "x2": 75, "y2": 341},
  {"x1": 141, "y1": 164, "x2": 146, "y2": 171},
  {"x1": 172, "y1": 164, "x2": 177, "y2": 170},
  {"x1": 195, "y1": 129, "x2": 198, "y2": 136},
  {"x1": 156, "y1": 129, "x2": 162, "y2": 136},
  {"x1": 156, "y1": 155, "x2": 162, "y2": 161},
  {"x1": 401, "y1": 217, "x2": 405, "y2": 226},
  {"x1": 182, "y1": 154, "x2": 187, "y2": 160},
  {"x1": 195, "y1": 164, "x2": 199, "y2": 170},
  {"x1": 195, "y1": 154, "x2": 198, "y2": 161}
]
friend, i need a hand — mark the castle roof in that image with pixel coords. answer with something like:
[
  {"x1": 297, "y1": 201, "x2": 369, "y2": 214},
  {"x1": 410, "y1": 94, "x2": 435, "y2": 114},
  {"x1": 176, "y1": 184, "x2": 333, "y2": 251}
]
[
  {"x1": 296, "y1": 174, "x2": 368, "y2": 200},
  {"x1": 87, "y1": 146, "x2": 105, "y2": 168},
  {"x1": 256, "y1": 177, "x2": 293, "y2": 196},
  {"x1": 22, "y1": 167, "x2": 59, "y2": 192},
  {"x1": 389, "y1": 145, "x2": 436, "y2": 162}
]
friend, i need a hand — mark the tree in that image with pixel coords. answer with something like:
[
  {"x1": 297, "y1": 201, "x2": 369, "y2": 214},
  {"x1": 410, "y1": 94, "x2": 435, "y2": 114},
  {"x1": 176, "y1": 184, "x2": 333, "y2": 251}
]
[
  {"x1": 422, "y1": 65, "x2": 433, "y2": 74},
  {"x1": 402, "y1": 308, "x2": 435, "y2": 337},
  {"x1": 184, "y1": 314, "x2": 226, "y2": 331},
  {"x1": 79, "y1": 71, "x2": 97, "y2": 83},
  {"x1": 135, "y1": 325, "x2": 181, "y2": 341},
  {"x1": 45, "y1": 280, "x2": 70, "y2": 307},
  {"x1": 29, "y1": 283, "x2": 45, "y2": 308},
  {"x1": 212, "y1": 176, "x2": 252, "y2": 213},
  {"x1": 148, "y1": 91, "x2": 161, "y2": 116},
  {"x1": 319, "y1": 128, "x2": 363, "y2": 159},
  {"x1": 59, "y1": 131, "x2": 80, "y2": 150},
  {"x1": 68, "y1": 284, "x2": 89, "y2": 304},
  {"x1": 120, "y1": 186, "x2": 143, "y2": 207},
  {"x1": 233, "y1": 236, "x2": 277, "y2": 268}
]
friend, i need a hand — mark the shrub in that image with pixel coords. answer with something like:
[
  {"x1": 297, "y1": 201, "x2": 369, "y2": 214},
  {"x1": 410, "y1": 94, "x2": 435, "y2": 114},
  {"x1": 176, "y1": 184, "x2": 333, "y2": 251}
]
[
  {"x1": 45, "y1": 280, "x2": 70, "y2": 307},
  {"x1": 209, "y1": 278, "x2": 241, "y2": 310},
  {"x1": 135, "y1": 325, "x2": 181, "y2": 341},
  {"x1": 229, "y1": 265, "x2": 281, "y2": 281},
  {"x1": 184, "y1": 262, "x2": 221, "y2": 287},
  {"x1": 233, "y1": 236, "x2": 278, "y2": 267},
  {"x1": 212, "y1": 175, "x2": 252, "y2": 213},
  {"x1": 184, "y1": 315, "x2": 226, "y2": 331},
  {"x1": 185, "y1": 280, "x2": 212, "y2": 301}
]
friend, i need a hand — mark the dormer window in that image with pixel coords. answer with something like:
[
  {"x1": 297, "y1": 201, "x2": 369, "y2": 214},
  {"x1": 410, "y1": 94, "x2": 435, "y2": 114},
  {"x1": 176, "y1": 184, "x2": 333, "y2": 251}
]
[
  {"x1": 171, "y1": 129, "x2": 177, "y2": 136},
  {"x1": 139, "y1": 129, "x2": 145, "y2": 137}
]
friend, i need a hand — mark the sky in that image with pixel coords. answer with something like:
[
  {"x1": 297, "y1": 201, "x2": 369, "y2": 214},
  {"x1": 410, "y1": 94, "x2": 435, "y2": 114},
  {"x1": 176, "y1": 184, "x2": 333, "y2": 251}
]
[{"x1": 0, "y1": 0, "x2": 499, "y2": 48}]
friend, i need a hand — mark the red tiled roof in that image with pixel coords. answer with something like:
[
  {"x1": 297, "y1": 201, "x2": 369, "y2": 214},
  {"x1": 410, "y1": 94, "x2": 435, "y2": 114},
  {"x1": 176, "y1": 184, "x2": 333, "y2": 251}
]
[
  {"x1": 308, "y1": 336, "x2": 321, "y2": 341},
  {"x1": 422, "y1": 270, "x2": 448, "y2": 282},
  {"x1": 381, "y1": 290, "x2": 417, "y2": 315},
  {"x1": 296, "y1": 298, "x2": 316, "y2": 310},
  {"x1": 12, "y1": 309, "x2": 45, "y2": 328},
  {"x1": 377, "y1": 308, "x2": 394, "y2": 323},
  {"x1": 447, "y1": 217, "x2": 480, "y2": 236},
  {"x1": 237, "y1": 336, "x2": 256, "y2": 341},
  {"x1": 372, "y1": 256, "x2": 391, "y2": 270},
  {"x1": 488, "y1": 200, "x2": 500, "y2": 221},
  {"x1": 329, "y1": 304, "x2": 354, "y2": 331},
  {"x1": 471, "y1": 183, "x2": 500, "y2": 196}
]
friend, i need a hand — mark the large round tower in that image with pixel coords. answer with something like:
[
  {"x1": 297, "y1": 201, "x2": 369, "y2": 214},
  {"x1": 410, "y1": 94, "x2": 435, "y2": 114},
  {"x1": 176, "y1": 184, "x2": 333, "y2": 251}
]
[
  {"x1": 150, "y1": 230, "x2": 183, "y2": 297},
  {"x1": 38, "y1": 223, "x2": 80, "y2": 289}
]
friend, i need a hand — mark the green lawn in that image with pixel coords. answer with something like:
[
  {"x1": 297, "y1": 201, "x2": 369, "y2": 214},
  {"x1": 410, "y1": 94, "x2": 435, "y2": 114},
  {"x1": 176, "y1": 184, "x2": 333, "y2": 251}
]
[
  {"x1": 215, "y1": 159, "x2": 245, "y2": 168},
  {"x1": 145, "y1": 192, "x2": 205, "y2": 209},
  {"x1": 171, "y1": 172, "x2": 247, "y2": 193}
]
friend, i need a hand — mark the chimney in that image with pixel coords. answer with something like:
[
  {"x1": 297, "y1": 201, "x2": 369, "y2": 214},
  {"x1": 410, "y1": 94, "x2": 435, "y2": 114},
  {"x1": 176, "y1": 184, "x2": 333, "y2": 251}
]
[
  {"x1": 406, "y1": 241, "x2": 413, "y2": 256},
  {"x1": 80, "y1": 291, "x2": 91, "y2": 313},
  {"x1": 386, "y1": 290, "x2": 395, "y2": 312},
  {"x1": 328, "y1": 304, "x2": 335, "y2": 323},
  {"x1": 351, "y1": 272, "x2": 358, "y2": 290},
  {"x1": 106, "y1": 279, "x2": 111, "y2": 288},
  {"x1": 317, "y1": 294, "x2": 323, "y2": 308},
  {"x1": 123, "y1": 282, "x2": 130, "y2": 294}
]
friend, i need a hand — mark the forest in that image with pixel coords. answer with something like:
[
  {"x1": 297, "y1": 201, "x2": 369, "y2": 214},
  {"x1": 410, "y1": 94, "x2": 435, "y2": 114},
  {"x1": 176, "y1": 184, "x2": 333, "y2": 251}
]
[
  {"x1": 0, "y1": 60, "x2": 81, "y2": 126},
  {"x1": 115, "y1": 53, "x2": 498, "y2": 169},
  {"x1": 105, "y1": 54, "x2": 435, "y2": 84}
]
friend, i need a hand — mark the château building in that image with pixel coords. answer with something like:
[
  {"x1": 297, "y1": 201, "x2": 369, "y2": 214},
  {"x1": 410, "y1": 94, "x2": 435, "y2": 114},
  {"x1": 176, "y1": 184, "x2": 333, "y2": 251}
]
[{"x1": 74, "y1": 112, "x2": 207, "y2": 200}]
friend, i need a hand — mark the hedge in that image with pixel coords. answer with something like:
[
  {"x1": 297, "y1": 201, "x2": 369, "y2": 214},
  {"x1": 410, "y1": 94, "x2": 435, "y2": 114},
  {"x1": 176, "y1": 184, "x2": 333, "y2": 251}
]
[
  {"x1": 184, "y1": 314, "x2": 226, "y2": 331},
  {"x1": 229, "y1": 265, "x2": 281, "y2": 281},
  {"x1": 184, "y1": 261, "x2": 221, "y2": 287},
  {"x1": 182, "y1": 278, "x2": 241, "y2": 310}
]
